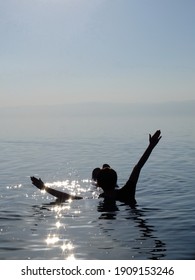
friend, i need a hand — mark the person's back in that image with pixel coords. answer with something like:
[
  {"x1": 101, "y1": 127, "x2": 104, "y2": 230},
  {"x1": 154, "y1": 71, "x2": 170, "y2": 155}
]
[
  {"x1": 97, "y1": 130, "x2": 162, "y2": 205},
  {"x1": 97, "y1": 167, "x2": 136, "y2": 205}
]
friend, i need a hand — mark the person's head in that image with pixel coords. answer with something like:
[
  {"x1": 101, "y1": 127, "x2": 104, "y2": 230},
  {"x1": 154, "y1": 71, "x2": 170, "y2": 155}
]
[
  {"x1": 97, "y1": 168, "x2": 117, "y2": 191},
  {"x1": 102, "y1": 163, "x2": 110, "y2": 169},
  {"x1": 91, "y1": 167, "x2": 101, "y2": 181}
]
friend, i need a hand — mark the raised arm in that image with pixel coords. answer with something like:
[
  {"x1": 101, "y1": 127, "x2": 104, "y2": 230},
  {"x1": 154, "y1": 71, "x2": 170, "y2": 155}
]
[
  {"x1": 120, "y1": 130, "x2": 162, "y2": 202},
  {"x1": 30, "y1": 177, "x2": 82, "y2": 202},
  {"x1": 129, "y1": 130, "x2": 162, "y2": 184}
]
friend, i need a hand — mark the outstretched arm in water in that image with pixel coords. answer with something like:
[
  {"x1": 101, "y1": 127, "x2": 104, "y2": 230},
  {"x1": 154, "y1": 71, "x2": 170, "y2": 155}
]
[
  {"x1": 30, "y1": 176, "x2": 82, "y2": 202},
  {"x1": 122, "y1": 130, "x2": 162, "y2": 200}
]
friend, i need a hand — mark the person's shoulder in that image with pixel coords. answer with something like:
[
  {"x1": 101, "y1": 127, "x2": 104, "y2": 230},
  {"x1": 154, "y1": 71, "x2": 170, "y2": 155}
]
[{"x1": 115, "y1": 188, "x2": 136, "y2": 204}]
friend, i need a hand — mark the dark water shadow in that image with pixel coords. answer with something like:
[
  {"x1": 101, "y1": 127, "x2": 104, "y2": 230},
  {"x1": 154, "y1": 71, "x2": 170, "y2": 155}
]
[{"x1": 97, "y1": 199, "x2": 166, "y2": 260}]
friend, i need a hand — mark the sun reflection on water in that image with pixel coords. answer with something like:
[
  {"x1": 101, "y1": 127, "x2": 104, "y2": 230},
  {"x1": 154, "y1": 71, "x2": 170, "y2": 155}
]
[
  {"x1": 42, "y1": 178, "x2": 95, "y2": 260},
  {"x1": 44, "y1": 189, "x2": 78, "y2": 259},
  {"x1": 46, "y1": 234, "x2": 59, "y2": 245},
  {"x1": 51, "y1": 205, "x2": 71, "y2": 213},
  {"x1": 45, "y1": 180, "x2": 70, "y2": 188},
  {"x1": 66, "y1": 254, "x2": 76, "y2": 260},
  {"x1": 55, "y1": 221, "x2": 61, "y2": 229},
  {"x1": 6, "y1": 184, "x2": 22, "y2": 189},
  {"x1": 44, "y1": 178, "x2": 93, "y2": 197},
  {"x1": 61, "y1": 241, "x2": 74, "y2": 252},
  {"x1": 61, "y1": 241, "x2": 76, "y2": 260}
]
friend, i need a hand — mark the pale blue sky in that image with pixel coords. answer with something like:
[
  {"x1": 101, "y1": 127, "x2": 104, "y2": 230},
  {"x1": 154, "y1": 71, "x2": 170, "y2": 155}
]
[{"x1": 0, "y1": 0, "x2": 194, "y2": 107}]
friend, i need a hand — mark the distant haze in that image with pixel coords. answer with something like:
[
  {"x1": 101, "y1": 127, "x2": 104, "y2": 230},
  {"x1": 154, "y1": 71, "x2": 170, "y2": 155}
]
[{"x1": 1, "y1": 100, "x2": 195, "y2": 118}]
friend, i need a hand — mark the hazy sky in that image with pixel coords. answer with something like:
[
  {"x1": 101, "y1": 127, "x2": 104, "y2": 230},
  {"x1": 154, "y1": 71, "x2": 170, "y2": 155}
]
[{"x1": 0, "y1": 0, "x2": 194, "y2": 107}]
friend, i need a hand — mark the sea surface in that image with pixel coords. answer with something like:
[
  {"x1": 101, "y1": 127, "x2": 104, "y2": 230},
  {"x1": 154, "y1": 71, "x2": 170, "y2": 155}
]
[{"x1": 0, "y1": 113, "x2": 195, "y2": 260}]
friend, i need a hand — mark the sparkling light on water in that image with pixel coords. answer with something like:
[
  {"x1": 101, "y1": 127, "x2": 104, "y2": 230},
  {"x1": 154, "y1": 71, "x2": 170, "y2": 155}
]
[{"x1": 46, "y1": 234, "x2": 59, "y2": 245}]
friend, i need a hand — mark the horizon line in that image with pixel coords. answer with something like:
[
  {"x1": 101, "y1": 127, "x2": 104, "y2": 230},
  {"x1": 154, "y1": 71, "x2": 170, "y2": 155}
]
[{"x1": 1, "y1": 99, "x2": 195, "y2": 109}]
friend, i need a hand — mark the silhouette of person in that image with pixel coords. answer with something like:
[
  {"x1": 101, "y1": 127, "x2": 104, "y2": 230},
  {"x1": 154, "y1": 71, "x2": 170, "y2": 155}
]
[
  {"x1": 31, "y1": 130, "x2": 162, "y2": 205},
  {"x1": 91, "y1": 167, "x2": 101, "y2": 181},
  {"x1": 91, "y1": 164, "x2": 110, "y2": 181}
]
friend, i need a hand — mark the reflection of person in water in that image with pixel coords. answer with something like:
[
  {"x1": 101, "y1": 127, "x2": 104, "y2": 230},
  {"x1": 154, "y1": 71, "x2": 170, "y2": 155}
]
[
  {"x1": 97, "y1": 202, "x2": 166, "y2": 260},
  {"x1": 31, "y1": 130, "x2": 161, "y2": 206}
]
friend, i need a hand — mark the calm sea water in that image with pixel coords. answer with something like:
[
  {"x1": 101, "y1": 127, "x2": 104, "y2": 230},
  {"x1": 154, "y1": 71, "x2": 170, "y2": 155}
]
[{"x1": 0, "y1": 114, "x2": 195, "y2": 260}]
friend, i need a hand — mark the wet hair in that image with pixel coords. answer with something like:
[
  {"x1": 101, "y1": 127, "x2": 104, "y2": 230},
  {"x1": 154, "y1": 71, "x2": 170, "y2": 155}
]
[
  {"x1": 92, "y1": 167, "x2": 101, "y2": 181},
  {"x1": 97, "y1": 168, "x2": 117, "y2": 191}
]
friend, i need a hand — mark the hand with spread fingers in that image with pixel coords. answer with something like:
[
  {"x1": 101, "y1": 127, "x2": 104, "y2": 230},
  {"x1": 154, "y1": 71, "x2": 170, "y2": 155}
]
[
  {"x1": 30, "y1": 176, "x2": 45, "y2": 190},
  {"x1": 149, "y1": 130, "x2": 162, "y2": 148}
]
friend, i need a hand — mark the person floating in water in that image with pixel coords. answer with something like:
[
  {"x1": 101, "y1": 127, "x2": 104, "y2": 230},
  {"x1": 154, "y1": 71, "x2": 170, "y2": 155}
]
[{"x1": 31, "y1": 130, "x2": 162, "y2": 205}]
